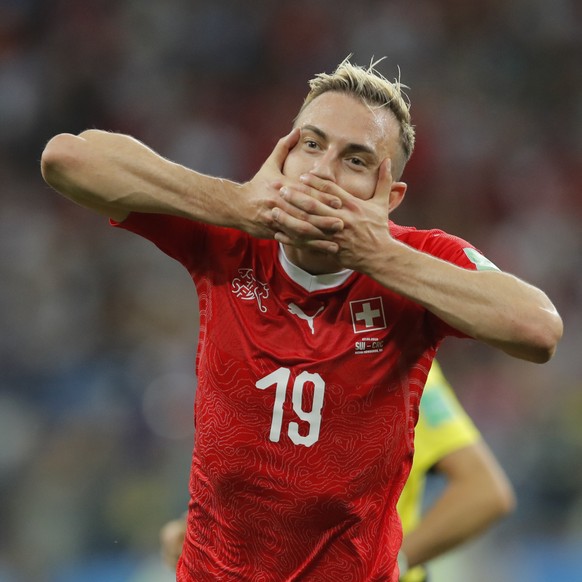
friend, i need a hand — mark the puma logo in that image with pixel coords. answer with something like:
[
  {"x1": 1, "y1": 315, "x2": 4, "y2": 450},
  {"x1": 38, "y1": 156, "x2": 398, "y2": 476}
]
[{"x1": 287, "y1": 303, "x2": 324, "y2": 335}]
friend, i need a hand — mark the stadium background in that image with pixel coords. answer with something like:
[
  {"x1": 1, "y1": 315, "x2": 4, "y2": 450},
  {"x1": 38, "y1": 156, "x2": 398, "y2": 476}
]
[{"x1": 0, "y1": 1, "x2": 581, "y2": 580}]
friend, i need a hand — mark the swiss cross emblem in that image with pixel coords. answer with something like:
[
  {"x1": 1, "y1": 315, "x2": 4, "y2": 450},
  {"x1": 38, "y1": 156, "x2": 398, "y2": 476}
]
[{"x1": 350, "y1": 297, "x2": 386, "y2": 334}]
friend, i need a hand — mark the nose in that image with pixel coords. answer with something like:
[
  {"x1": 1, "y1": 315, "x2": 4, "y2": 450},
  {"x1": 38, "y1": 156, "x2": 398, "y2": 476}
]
[{"x1": 310, "y1": 151, "x2": 336, "y2": 181}]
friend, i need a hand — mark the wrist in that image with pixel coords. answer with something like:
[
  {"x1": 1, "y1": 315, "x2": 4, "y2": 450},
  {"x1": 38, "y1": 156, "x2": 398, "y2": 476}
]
[
  {"x1": 341, "y1": 233, "x2": 392, "y2": 276},
  {"x1": 236, "y1": 181, "x2": 275, "y2": 239}
]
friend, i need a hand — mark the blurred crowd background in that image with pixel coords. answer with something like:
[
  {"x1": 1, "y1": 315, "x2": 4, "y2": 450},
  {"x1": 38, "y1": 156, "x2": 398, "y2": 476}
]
[{"x1": 1, "y1": 1, "x2": 581, "y2": 581}]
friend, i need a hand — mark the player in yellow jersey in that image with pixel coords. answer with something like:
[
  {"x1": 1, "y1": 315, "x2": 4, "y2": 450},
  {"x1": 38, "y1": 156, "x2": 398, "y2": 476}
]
[
  {"x1": 396, "y1": 361, "x2": 515, "y2": 581},
  {"x1": 159, "y1": 361, "x2": 516, "y2": 581}
]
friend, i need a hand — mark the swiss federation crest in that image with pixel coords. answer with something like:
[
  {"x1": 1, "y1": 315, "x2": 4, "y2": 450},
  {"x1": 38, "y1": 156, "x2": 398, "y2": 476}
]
[{"x1": 231, "y1": 268, "x2": 270, "y2": 313}]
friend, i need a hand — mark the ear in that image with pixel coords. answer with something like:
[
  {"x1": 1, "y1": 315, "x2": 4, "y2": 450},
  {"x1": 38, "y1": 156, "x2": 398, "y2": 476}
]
[{"x1": 388, "y1": 181, "x2": 407, "y2": 213}]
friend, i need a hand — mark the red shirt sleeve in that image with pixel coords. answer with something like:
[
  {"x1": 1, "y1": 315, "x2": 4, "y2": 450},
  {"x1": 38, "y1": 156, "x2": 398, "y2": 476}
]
[
  {"x1": 391, "y1": 223, "x2": 489, "y2": 339},
  {"x1": 110, "y1": 212, "x2": 206, "y2": 271}
]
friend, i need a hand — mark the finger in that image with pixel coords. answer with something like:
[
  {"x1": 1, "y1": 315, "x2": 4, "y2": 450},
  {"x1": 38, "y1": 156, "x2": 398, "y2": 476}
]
[
  {"x1": 272, "y1": 206, "x2": 343, "y2": 237},
  {"x1": 373, "y1": 158, "x2": 393, "y2": 202},
  {"x1": 299, "y1": 173, "x2": 349, "y2": 203},
  {"x1": 274, "y1": 231, "x2": 339, "y2": 254},
  {"x1": 265, "y1": 128, "x2": 300, "y2": 171},
  {"x1": 270, "y1": 180, "x2": 342, "y2": 209},
  {"x1": 280, "y1": 185, "x2": 342, "y2": 216}
]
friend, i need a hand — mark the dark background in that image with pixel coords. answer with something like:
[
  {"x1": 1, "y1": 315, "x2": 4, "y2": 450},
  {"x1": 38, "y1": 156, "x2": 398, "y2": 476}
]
[{"x1": 1, "y1": 1, "x2": 581, "y2": 580}]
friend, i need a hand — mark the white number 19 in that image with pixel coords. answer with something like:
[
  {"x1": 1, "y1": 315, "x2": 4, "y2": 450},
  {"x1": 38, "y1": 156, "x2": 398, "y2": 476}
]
[{"x1": 255, "y1": 367, "x2": 325, "y2": 447}]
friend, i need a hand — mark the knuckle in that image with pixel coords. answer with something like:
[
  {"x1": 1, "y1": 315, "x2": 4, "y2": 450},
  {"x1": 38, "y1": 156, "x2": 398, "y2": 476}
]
[
  {"x1": 301, "y1": 197, "x2": 317, "y2": 213},
  {"x1": 324, "y1": 194, "x2": 341, "y2": 208}
]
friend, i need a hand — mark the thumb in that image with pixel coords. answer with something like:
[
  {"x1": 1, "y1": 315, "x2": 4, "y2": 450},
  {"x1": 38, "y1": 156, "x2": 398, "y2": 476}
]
[{"x1": 266, "y1": 128, "x2": 300, "y2": 171}]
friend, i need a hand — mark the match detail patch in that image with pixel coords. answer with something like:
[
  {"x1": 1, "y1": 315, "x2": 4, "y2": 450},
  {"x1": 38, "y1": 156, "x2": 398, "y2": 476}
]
[{"x1": 463, "y1": 248, "x2": 499, "y2": 271}]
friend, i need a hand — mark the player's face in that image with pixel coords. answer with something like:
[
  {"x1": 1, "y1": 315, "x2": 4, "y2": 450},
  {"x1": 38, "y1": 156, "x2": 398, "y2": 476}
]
[{"x1": 284, "y1": 91, "x2": 400, "y2": 200}]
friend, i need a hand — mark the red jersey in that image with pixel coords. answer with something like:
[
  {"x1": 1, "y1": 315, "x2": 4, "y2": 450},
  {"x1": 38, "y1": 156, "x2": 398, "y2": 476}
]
[{"x1": 114, "y1": 215, "x2": 480, "y2": 581}]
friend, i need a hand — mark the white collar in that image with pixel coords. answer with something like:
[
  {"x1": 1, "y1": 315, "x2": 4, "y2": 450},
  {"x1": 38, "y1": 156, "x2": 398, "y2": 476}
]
[{"x1": 278, "y1": 244, "x2": 353, "y2": 292}]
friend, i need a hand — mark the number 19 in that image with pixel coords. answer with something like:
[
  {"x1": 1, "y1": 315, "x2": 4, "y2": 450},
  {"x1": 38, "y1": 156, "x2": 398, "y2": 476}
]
[{"x1": 255, "y1": 367, "x2": 325, "y2": 447}]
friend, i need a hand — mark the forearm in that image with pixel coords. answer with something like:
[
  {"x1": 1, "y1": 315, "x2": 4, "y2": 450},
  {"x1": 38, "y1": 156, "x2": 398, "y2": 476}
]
[
  {"x1": 361, "y1": 239, "x2": 562, "y2": 363},
  {"x1": 401, "y1": 480, "x2": 506, "y2": 567},
  {"x1": 271, "y1": 175, "x2": 562, "y2": 362},
  {"x1": 41, "y1": 130, "x2": 256, "y2": 231},
  {"x1": 401, "y1": 444, "x2": 516, "y2": 568}
]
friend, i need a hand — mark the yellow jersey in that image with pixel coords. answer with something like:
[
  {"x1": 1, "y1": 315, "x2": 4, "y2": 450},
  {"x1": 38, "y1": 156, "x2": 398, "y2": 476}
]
[{"x1": 397, "y1": 361, "x2": 481, "y2": 582}]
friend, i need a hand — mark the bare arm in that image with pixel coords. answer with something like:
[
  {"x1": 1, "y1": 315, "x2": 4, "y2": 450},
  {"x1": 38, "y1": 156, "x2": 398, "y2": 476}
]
[
  {"x1": 401, "y1": 441, "x2": 516, "y2": 569},
  {"x1": 40, "y1": 129, "x2": 341, "y2": 238},
  {"x1": 360, "y1": 244, "x2": 562, "y2": 363},
  {"x1": 272, "y1": 162, "x2": 563, "y2": 363}
]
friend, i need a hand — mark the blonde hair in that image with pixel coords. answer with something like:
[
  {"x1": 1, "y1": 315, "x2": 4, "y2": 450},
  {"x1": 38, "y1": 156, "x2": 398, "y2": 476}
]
[{"x1": 297, "y1": 57, "x2": 415, "y2": 176}]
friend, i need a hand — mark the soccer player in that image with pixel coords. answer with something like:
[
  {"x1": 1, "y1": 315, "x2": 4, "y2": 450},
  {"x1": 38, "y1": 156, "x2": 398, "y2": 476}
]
[
  {"x1": 40, "y1": 59, "x2": 562, "y2": 581},
  {"x1": 157, "y1": 361, "x2": 516, "y2": 582}
]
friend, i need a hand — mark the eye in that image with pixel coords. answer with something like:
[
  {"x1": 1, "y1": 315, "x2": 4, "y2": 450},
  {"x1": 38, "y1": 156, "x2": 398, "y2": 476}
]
[
  {"x1": 301, "y1": 138, "x2": 322, "y2": 155},
  {"x1": 347, "y1": 156, "x2": 367, "y2": 168}
]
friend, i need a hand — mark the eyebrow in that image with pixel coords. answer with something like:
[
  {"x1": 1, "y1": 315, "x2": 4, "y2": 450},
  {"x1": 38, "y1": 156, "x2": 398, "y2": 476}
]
[{"x1": 301, "y1": 124, "x2": 379, "y2": 162}]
